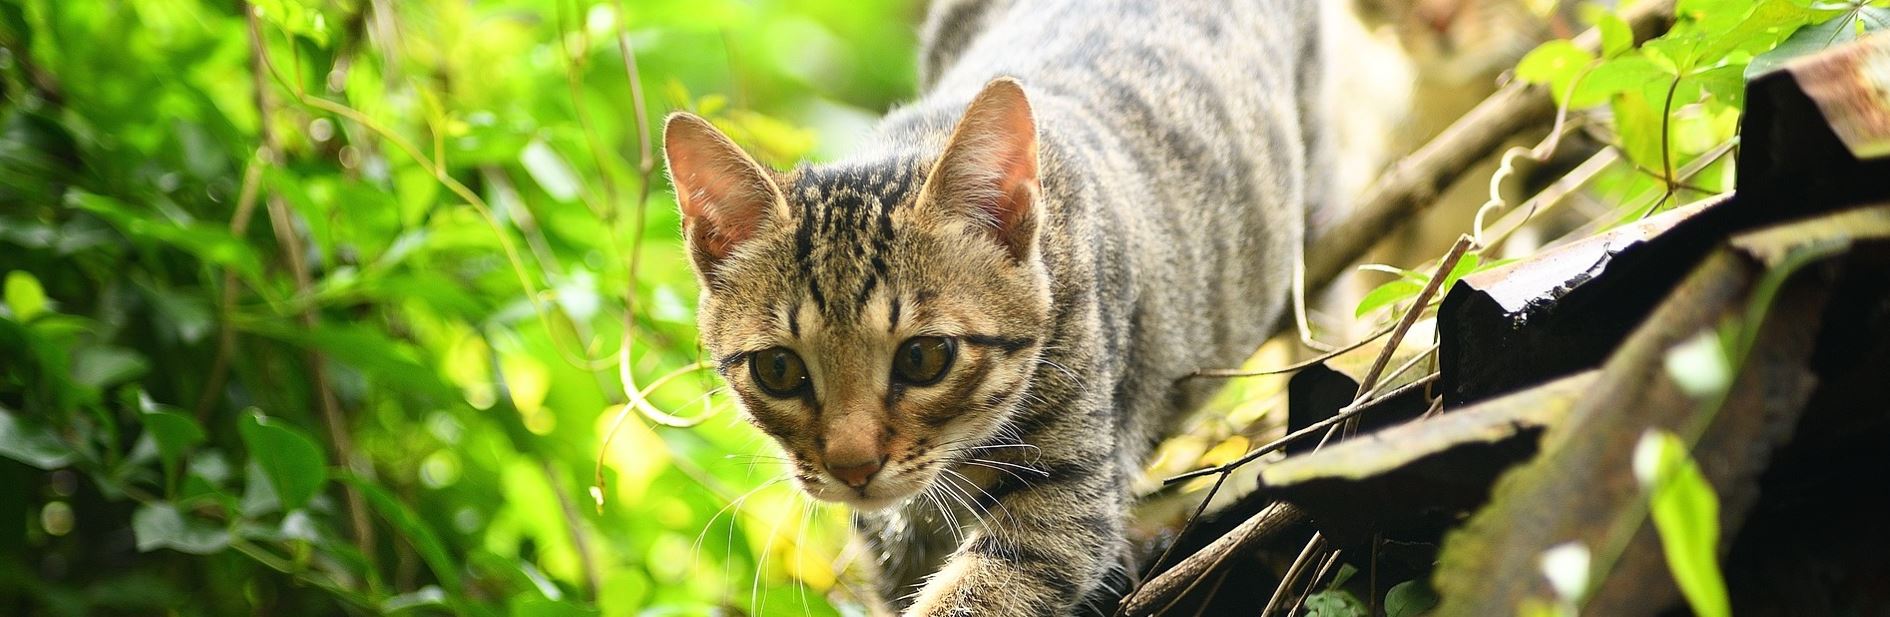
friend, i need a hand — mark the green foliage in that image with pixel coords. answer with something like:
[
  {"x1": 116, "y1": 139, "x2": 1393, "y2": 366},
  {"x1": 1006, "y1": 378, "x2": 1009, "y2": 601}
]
[
  {"x1": 1303, "y1": 564, "x2": 1369, "y2": 617},
  {"x1": 239, "y1": 413, "x2": 329, "y2": 513},
  {"x1": 1353, "y1": 0, "x2": 1875, "y2": 320},
  {"x1": 1633, "y1": 430, "x2": 1730, "y2": 617},
  {"x1": 1384, "y1": 579, "x2": 1440, "y2": 617},
  {"x1": 1507, "y1": 0, "x2": 1881, "y2": 228},
  {"x1": 0, "y1": 0, "x2": 914, "y2": 614}
]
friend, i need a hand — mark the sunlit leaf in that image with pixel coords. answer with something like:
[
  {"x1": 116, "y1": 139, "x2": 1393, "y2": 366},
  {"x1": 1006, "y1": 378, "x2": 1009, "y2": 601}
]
[
  {"x1": 1571, "y1": 56, "x2": 1666, "y2": 107},
  {"x1": 4, "y1": 270, "x2": 48, "y2": 321},
  {"x1": 1355, "y1": 279, "x2": 1424, "y2": 318},
  {"x1": 1517, "y1": 40, "x2": 1598, "y2": 106},
  {"x1": 1748, "y1": 5, "x2": 1890, "y2": 77},
  {"x1": 1634, "y1": 430, "x2": 1731, "y2": 617},
  {"x1": 1612, "y1": 88, "x2": 1668, "y2": 174},
  {"x1": 520, "y1": 140, "x2": 583, "y2": 203}
]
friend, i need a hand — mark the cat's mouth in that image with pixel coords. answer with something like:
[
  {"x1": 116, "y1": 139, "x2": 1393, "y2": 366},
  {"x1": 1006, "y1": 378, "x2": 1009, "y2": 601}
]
[{"x1": 799, "y1": 460, "x2": 942, "y2": 512}]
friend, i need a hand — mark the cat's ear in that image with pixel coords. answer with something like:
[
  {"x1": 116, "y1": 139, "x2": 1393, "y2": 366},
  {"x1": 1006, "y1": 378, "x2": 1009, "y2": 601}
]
[
  {"x1": 919, "y1": 77, "x2": 1041, "y2": 262},
  {"x1": 664, "y1": 112, "x2": 789, "y2": 281}
]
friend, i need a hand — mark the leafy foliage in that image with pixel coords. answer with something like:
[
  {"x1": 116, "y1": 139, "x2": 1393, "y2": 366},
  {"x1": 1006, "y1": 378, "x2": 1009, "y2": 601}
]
[{"x1": 0, "y1": 0, "x2": 917, "y2": 614}]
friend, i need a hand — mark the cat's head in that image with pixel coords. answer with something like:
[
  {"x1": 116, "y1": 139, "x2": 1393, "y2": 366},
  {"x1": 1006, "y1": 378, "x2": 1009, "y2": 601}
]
[{"x1": 662, "y1": 79, "x2": 1052, "y2": 510}]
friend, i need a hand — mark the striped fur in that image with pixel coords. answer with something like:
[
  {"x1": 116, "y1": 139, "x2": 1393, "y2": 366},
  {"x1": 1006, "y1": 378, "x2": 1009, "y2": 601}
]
[{"x1": 665, "y1": 1, "x2": 1329, "y2": 614}]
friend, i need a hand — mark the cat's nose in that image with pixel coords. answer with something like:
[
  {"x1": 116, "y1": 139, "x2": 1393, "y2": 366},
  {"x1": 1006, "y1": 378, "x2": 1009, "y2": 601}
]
[{"x1": 826, "y1": 456, "x2": 884, "y2": 488}]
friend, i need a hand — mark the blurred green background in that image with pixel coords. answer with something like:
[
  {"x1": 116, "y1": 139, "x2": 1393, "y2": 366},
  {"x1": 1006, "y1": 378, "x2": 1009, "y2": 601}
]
[{"x1": 0, "y1": 0, "x2": 927, "y2": 614}]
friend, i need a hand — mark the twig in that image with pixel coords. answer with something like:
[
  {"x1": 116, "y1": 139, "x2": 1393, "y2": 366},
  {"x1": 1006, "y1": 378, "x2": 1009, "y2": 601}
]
[
  {"x1": 544, "y1": 460, "x2": 603, "y2": 598},
  {"x1": 1475, "y1": 147, "x2": 1620, "y2": 255},
  {"x1": 1130, "y1": 471, "x2": 1231, "y2": 609},
  {"x1": 1116, "y1": 503, "x2": 1307, "y2": 616},
  {"x1": 1188, "y1": 321, "x2": 1397, "y2": 379},
  {"x1": 1357, "y1": 237, "x2": 1471, "y2": 398},
  {"x1": 1293, "y1": 549, "x2": 1346, "y2": 615},
  {"x1": 1187, "y1": 568, "x2": 1235, "y2": 617},
  {"x1": 195, "y1": 152, "x2": 268, "y2": 421},
  {"x1": 1164, "y1": 373, "x2": 1439, "y2": 485},
  {"x1": 1262, "y1": 534, "x2": 1325, "y2": 617},
  {"x1": 244, "y1": 5, "x2": 377, "y2": 575}
]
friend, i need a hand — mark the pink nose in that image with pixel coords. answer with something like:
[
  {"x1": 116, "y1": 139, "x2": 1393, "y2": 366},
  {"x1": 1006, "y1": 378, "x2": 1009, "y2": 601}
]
[{"x1": 827, "y1": 458, "x2": 883, "y2": 488}]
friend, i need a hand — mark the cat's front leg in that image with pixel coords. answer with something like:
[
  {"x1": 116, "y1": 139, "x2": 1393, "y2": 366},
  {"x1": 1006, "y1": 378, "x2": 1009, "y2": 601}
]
[{"x1": 905, "y1": 463, "x2": 1127, "y2": 616}]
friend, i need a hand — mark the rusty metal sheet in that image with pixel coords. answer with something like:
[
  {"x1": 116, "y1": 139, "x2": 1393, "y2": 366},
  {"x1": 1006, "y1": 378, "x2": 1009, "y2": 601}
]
[{"x1": 1784, "y1": 32, "x2": 1890, "y2": 159}]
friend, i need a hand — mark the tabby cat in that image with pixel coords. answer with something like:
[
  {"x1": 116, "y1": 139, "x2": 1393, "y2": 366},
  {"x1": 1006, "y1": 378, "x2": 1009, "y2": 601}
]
[{"x1": 662, "y1": 0, "x2": 1328, "y2": 613}]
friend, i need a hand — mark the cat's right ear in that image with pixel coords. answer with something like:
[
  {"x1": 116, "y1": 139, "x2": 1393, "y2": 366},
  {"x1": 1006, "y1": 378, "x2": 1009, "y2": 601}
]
[
  {"x1": 919, "y1": 77, "x2": 1041, "y2": 263},
  {"x1": 664, "y1": 113, "x2": 788, "y2": 283}
]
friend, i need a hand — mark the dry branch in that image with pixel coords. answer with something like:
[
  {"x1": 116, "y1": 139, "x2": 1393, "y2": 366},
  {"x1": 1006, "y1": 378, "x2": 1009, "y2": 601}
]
[{"x1": 1119, "y1": 503, "x2": 1307, "y2": 616}]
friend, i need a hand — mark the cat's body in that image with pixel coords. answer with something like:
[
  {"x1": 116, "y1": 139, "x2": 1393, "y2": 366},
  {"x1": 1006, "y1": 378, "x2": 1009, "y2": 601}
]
[{"x1": 663, "y1": 0, "x2": 1327, "y2": 614}]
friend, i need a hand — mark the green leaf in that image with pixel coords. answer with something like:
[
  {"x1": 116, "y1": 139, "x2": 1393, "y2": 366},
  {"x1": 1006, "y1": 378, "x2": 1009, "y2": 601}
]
[
  {"x1": 1612, "y1": 88, "x2": 1669, "y2": 173},
  {"x1": 508, "y1": 597, "x2": 600, "y2": 617},
  {"x1": 132, "y1": 502, "x2": 230, "y2": 555},
  {"x1": 520, "y1": 140, "x2": 583, "y2": 203},
  {"x1": 1695, "y1": 0, "x2": 1817, "y2": 62},
  {"x1": 1572, "y1": 56, "x2": 1667, "y2": 107},
  {"x1": 1355, "y1": 278, "x2": 1424, "y2": 317},
  {"x1": 241, "y1": 321, "x2": 456, "y2": 401},
  {"x1": 71, "y1": 345, "x2": 148, "y2": 390},
  {"x1": 0, "y1": 408, "x2": 74, "y2": 469},
  {"x1": 4, "y1": 271, "x2": 48, "y2": 321},
  {"x1": 238, "y1": 413, "x2": 328, "y2": 512},
  {"x1": 1304, "y1": 588, "x2": 1369, "y2": 617},
  {"x1": 1517, "y1": 40, "x2": 1598, "y2": 106},
  {"x1": 1748, "y1": 6, "x2": 1890, "y2": 77},
  {"x1": 1385, "y1": 580, "x2": 1441, "y2": 617},
  {"x1": 347, "y1": 478, "x2": 463, "y2": 592},
  {"x1": 250, "y1": 0, "x2": 331, "y2": 47},
  {"x1": 68, "y1": 193, "x2": 266, "y2": 286},
  {"x1": 1588, "y1": 6, "x2": 1636, "y2": 58},
  {"x1": 1634, "y1": 430, "x2": 1731, "y2": 617},
  {"x1": 1441, "y1": 253, "x2": 1482, "y2": 292},
  {"x1": 143, "y1": 408, "x2": 206, "y2": 478},
  {"x1": 1692, "y1": 64, "x2": 1748, "y2": 109},
  {"x1": 382, "y1": 586, "x2": 449, "y2": 613}
]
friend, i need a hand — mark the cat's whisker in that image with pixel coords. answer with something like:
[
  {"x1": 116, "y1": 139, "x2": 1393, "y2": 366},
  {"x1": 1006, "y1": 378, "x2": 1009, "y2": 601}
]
[
  {"x1": 940, "y1": 467, "x2": 1012, "y2": 536},
  {"x1": 950, "y1": 453, "x2": 1050, "y2": 480},
  {"x1": 923, "y1": 482, "x2": 966, "y2": 545},
  {"x1": 693, "y1": 476, "x2": 786, "y2": 575},
  {"x1": 755, "y1": 484, "x2": 796, "y2": 616},
  {"x1": 953, "y1": 459, "x2": 1037, "y2": 486},
  {"x1": 796, "y1": 498, "x2": 815, "y2": 617},
  {"x1": 954, "y1": 442, "x2": 1045, "y2": 465}
]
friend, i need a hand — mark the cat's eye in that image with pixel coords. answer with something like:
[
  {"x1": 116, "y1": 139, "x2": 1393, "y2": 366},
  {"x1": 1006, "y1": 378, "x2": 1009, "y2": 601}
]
[
  {"x1": 749, "y1": 347, "x2": 809, "y2": 397},
  {"x1": 892, "y1": 337, "x2": 955, "y2": 385}
]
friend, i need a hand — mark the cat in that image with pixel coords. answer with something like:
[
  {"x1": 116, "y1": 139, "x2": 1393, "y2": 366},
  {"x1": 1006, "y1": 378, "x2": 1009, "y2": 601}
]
[{"x1": 662, "y1": 0, "x2": 1329, "y2": 613}]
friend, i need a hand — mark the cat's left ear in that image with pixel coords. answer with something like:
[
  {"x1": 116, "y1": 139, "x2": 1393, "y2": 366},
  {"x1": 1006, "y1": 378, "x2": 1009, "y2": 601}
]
[{"x1": 919, "y1": 77, "x2": 1041, "y2": 263}]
